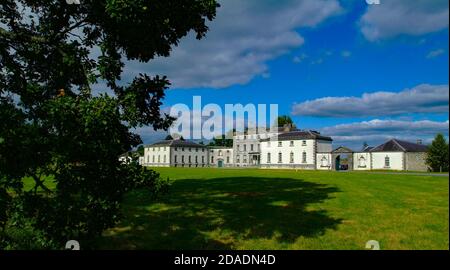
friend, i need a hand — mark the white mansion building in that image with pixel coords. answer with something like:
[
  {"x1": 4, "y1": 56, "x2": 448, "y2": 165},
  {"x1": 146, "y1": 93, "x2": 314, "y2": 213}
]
[{"x1": 142, "y1": 126, "x2": 429, "y2": 172}]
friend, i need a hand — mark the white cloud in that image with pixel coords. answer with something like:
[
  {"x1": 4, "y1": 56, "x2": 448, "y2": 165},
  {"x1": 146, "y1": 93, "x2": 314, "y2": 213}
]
[
  {"x1": 123, "y1": 0, "x2": 342, "y2": 89},
  {"x1": 292, "y1": 84, "x2": 449, "y2": 118},
  {"x1": 360, "y1": 0, "x2": 449, "y2": 41},
  {"x1": 341, "y1": 50, "x2": 352, "y2": 58},
  {"x1": 427, "y1": 49, "x2": 446, "y2": 59},
  {"x1": 293, "y1": 53, "x2": 308, "y2": 64},
  {"x1": 320, "y1": 119, "x2": 449, "y2": 149}
]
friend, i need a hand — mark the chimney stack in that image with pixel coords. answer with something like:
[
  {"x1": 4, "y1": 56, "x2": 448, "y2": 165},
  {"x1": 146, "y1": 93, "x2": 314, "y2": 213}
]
[{"x1": 416, "y1": 139, "x2": 423, "y2": 145}]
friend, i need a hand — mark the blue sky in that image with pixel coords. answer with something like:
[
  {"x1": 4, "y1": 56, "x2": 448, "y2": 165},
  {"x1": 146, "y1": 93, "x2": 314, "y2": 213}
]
[{"x1": 130, "y1": 0, "x2": 449, "y2": 149}]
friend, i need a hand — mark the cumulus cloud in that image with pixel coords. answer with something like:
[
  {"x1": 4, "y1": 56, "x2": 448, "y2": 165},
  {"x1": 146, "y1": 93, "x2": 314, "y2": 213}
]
[
  {"x1": 320, "y1": 119, "x2": 449, "y2": 149},
  {"x1": 123, "y1": 0, "x2": 342, "y2": 89},
  {"x1": 292, "y1": 84, "x2": 449, "y2": 118},
  {"x1": 427, "y1": 49, "x2": 446, "y2": 59},
  {"x1": 360, "y1": 0, "x2": 449, "y2": 41}
]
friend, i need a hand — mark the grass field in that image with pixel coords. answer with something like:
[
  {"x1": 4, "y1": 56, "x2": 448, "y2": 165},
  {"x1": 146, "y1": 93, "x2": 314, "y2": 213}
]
[{"x1": 98, "y1": 168, "x2": 449, "y2": 250}]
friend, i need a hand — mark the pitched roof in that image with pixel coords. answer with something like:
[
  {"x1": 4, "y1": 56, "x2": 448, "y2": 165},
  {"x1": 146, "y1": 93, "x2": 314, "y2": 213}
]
[
  {"x1": 332, "y1": 146, "x2": 354, "y2": 153},
  {"x1": 146, "y1": 139, "x2": 206, "y2": 148},
  {"x1": 362, "y1": 146, "x2": 374, "y2": 152},
  {"x1": 370, "y1": 139, "x2": 428, "y2": 152},
  {"x1": 262, "y1": 130, "x2": 333, "y2": 142}
]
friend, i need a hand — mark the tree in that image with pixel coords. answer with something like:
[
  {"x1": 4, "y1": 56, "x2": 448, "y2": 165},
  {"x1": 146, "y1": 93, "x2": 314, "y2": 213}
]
[
  {"x1": 426, "y1": 134, "x2": 449, "y2": 172},
  {"x1": 208, "y1": 135, "x2": 233, "y2": 147},
  {"x1": 276, "y1": 115, "x2": 295, "y2": 128},
  {"x1": 136, "y1": 145, "x2": 145, "y2": 156},
  {"x1": 0, "y1": 0, "x2": 218, "y2": 249}
]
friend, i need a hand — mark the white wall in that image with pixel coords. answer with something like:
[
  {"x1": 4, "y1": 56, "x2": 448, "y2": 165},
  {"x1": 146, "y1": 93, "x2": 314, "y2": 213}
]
[
  {"x1": 316, "y1": 153, "x2": 332, "y2": 170},
  {"x1": 371, "y1": 152, "x2": 404, "y2": 170},
  {"x1": 261, "y1": 139, "x2": 315, "y2": 168},
  {"x1": 353, "y1": 152, "x2": 372, "y2": 170},
  {"x1": 171, "y1": 147, "x2": 208, "y2": 168},
  {"x1": 209, "y1": 148, "x2": 234, "y2": 167},
  {"x1": 144, "y1": 146, "x2": 171, "y2": 167}
]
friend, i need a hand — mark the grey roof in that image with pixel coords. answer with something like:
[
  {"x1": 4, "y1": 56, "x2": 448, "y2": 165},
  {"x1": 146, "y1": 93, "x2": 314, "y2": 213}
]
[
  {"x1": 262, "y1": 130, "x2": 332, "y2": 142},
  {"x1": 362, "y1": 146, "x2": 374, "y2": 152},
  {"x1": 146, "y1": 139, "x2": 206, "y2": 148},
  {"x1": 370, "y1": 139, "x2": 428, "y2": 152}
]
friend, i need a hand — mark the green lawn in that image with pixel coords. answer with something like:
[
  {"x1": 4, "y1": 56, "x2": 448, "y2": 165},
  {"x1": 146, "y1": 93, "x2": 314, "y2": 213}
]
[{"x1": 98, "y1": 168, "x2": 449, "y2": 250}]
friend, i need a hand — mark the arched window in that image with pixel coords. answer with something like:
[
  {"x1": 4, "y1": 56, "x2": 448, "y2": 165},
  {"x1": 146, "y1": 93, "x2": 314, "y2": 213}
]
[
  {"x1": 385, "y1": 156, "x2": 390, "y2": 168},
  {"x1": 302, "y1": 152, "x2": 307, "y2": 163},
  {"x1": 174, "y1": 155, "x2": 177, "y2": 163},
  {"x1": 321, "y1": 156, "x2": 328, "y2": 167},
  {"x1": 359, "y1": 156, "x2": 366, "y2": 167},
  {"x1": 267, "y1": 153, "x2": 271, "y2": 163},
  {"x1": 290, "y1": 152, "x2": 294, "y2": 163},
  {"x1": 211, "y1": 156, "x2": 214, "y2": 163},
  {"x1": 278, "y1": 152, "x2": 282, "y2": 163}
]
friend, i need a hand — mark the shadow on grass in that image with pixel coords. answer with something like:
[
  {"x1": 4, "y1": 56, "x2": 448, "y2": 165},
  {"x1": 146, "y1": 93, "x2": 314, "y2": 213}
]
[{"x1": 99, "y1": 177, "x2": 342, "y2": 250}]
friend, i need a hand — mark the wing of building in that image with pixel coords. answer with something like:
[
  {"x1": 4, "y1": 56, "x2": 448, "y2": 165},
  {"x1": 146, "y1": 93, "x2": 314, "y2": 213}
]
[{"x1": 141, "y1": 133, "x2": 429, "y2": 172}]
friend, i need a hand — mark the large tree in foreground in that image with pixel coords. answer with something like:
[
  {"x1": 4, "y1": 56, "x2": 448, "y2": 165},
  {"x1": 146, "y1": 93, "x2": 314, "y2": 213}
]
[
  {"x1": 426, "y1": 134, "x2": 449, "y2": 172},
  {"x1": 0, "y1": 0, "x2": 218, "y2": 249}
]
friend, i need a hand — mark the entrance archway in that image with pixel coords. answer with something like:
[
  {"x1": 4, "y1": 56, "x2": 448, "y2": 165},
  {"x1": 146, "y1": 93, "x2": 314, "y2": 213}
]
[
  {"x1": 218, "y1": 160, "x2": 224, "y2": 168},
  {"x1": 332, "y1": 147, "x2": 354, "y2": 171}
]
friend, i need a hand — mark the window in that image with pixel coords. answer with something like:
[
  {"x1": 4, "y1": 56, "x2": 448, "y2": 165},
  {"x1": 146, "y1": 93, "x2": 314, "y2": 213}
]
[
  {"x1": 237, "y1": 145, "x2": 240, "y2": 151},
  {"x1": 174, "y1": 155, "x2": 178, "y2": 163},
  {"x1": 211, "y1": 156, "x2": 214, "y2": 163},
  {"x1": 188, "y1": 148, "x2": 191, "y2": 152},
  {"x1": 267, "y1": 153, "x2": 271, "y2": 163},
  {"x1": 278, "y1": 152, "x2": 282, "y2": 163},
  {"x1": 321, "y1": 156, "x2": 328, "y2": 167},
  {"x1": 290, "y1": 141, "x2": 294, "y2": 147},
  {"x1": 250, "y1": 144, "x2": 254, "y2": 151},
  {"x1": 196, "y1": 148, "x2": 198, "y2": 152},
  {"x1": 158, "y1": 155, "x2": 160, "y2": 163},
  {"x1": 244, "y1": 144, "x2": 247, "y2": 151},
  {"x1": 359, "y1": 156, "x2": 366, "y2": 168},
  {"x1": 152, "y1": 156, "x2": 155, "y2": 163},
  {"x1": 290, "y1": 152, "x2": 294, "y2": 163},
  {"x1": 147, "y1": 156, "x2": 150, "y2": 163},
  {"x1": 302, "y1": 152, "x2": 307, "y2": 163},
  {"x1": 181, "y1": 156, "x2": 185, "y2": 163},
  {"x1": 302, "y1": 140, "x2": 307, "y2": 146},
  {"x1": 278, "y1": 141, "x2": 282, "y2": 147},
  {"x1": 188, "y1": 156, "x2": 191, "y2": 163},
  {"x1": 227, "y1": 156, "x2": 230, "y2": 163},
  {"x1": 175, "y1": 147, "x2": 178, "y2": 151},
  {"x1": 163, "y1": 155, "x2": 166, "y2": 163},
  {"x1": 385, "y1": 156, "x2": 390, "y2": 168},
  {"x1": 202, "y1": 156, "x2": 205, "y2": 163},
  {"x1": 257, "y1": 144, "x2": 261, "y2": 151},
  {"x1": 219, "y1": 150, "x2": 223, "y2": 156},
  {"x1": 182, "y1": 147, "x2": 185, "y2": 152},
  {"x1": 237, "y1": 156, "x2": 240, "y2": 163},
  {"x1": 195, "y1": 156, "x2": 198, "y2": 163}
]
